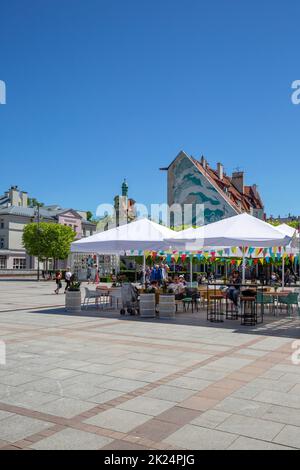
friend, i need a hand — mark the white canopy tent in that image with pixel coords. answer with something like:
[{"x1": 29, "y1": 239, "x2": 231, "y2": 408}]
[
  {"x1": 165, "y1": 214, "x2": 292, "y2": 284},
  {"x1": 71, "y1": 218, "x2": 175, "y2": 284},
  {"x1": 277, "y1": 224, "x2": 300, "y2": 284}
]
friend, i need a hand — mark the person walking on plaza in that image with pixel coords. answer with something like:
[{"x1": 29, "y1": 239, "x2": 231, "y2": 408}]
[
  {"x1": 64, "y1": 267, "x2": 72, "y2": 293},
  {"x1": 54, "y1": 270, "x2": 62, "y2": 294},
  {"x1": 87, "y1": 266, "x2": 92, "y2": 284},
  {"x1": 93, "y1": 265, "x2": 100, "y2": 285}
]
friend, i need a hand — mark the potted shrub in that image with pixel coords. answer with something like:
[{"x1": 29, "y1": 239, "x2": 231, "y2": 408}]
[
  {"x1": 65, "y1": 281, "x2": 82, "y2": 313},
  {"x1": 139, "y1": 286, "x2": 156, "y2": 318},
  {"x1": 159, "y1": 288, "x2": 175, "y2": 319}
]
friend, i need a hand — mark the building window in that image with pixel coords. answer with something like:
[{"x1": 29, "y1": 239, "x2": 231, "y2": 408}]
[
  {"x1": 13, "y1": 258, "x2": 26, "y2": 270},
  {"x1": 0, "y1": 219, "x2": 4, "y2": 229},
  {"x1": 0, "y1": 238, "x2": 4, "y2": 249},
  {"x1": 0, "y1": 256, "x2": 6, "y2": 269}
]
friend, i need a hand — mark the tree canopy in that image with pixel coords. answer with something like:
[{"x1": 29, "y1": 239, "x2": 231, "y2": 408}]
[
  {"x1": 267, "y1": 219, "x2": 299, "y2": 229},
  {"x1": 28, "y1": 198, "x2": 44, "y2": 208},
  {"x1": 23, "y1": 223, "x2": 76, "y2": 261}
]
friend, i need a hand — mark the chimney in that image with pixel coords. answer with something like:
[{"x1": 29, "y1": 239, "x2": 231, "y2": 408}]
[
  {"x1": 217, "y1": 163, "x2": 224, "y2": 180},
  {"x1": 9, "y1": 186, "x2": 20, "y2": 206},
  {"x1": 252, "y1": 184, "x2": 259, "y2": 198},
  {"x1": 200, "y1": 155, "x2": 207, "y2": 169},
  {"x1": 21, "y1": 191, "x2": 28, "y2": 207},
  {"x1": 232, "y1": 171, "x2": 244, "y2": 194}
]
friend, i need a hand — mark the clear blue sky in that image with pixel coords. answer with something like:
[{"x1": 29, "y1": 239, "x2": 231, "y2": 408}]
[{"x1": 0, "y1": 0, "x2": 299, "y2": 217}]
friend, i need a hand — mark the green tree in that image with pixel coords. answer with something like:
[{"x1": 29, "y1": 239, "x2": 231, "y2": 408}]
[
  {"x1": 23, "y1": 223, "x2": 76, "y2": 265},
  {"x1": 268, "y1": 219, "x2": 299, "y2": 229},
  {"x1": 86, "y1": 211, "x2": 100, "y2": 224},
  {"x1": 28, "y1": 198, "x2": 44, "y2": 208}
]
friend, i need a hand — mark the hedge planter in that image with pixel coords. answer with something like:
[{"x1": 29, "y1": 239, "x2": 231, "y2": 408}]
[
  {"x1": 159, "y1": 294, "x2": 175, "y2": 319},
  {"x1": 139, "y1": 293, "x2": 156, "y2": 318},
  {"x1": 65, "y1": 290, "x2": 82, "y2": 313}
]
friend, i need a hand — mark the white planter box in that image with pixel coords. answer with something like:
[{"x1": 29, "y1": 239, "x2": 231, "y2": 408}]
[
  {"x1": 140, "y1": 293, "x2": 156, "y2": 318},
  {"x1": 159, "y1": 294, "x2": 175, "y2": 318},
  {"x1": 65, "y1": 291, "x2": 82, "y2": 313}
]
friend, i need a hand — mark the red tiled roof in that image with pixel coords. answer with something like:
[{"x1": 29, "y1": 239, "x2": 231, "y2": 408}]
[{"x1": 191, "y1": 158, "x2": 263, "y2": 214}]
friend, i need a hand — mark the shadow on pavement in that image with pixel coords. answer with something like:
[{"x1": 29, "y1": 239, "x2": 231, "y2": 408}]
[{"x1": 26, "y1": 305, "x2": 300, "y2": 340}]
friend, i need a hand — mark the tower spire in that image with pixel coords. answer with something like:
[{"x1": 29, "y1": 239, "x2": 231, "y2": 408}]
[{"x1": 122, "y1": 178, "x2": 128, "y2": 197}]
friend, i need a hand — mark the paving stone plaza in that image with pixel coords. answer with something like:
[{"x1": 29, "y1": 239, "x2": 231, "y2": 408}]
[{"x1": 0, "y1": 281, "x2": 300, "y2": 450}]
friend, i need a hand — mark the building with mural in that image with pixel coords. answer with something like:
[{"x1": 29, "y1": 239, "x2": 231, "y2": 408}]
[
  {"x1": 0, "y1": 186, "x2": 96, "y2": 272},
  {"x1": 160, "y1": 151, "x2": 264, "y2": 226}
]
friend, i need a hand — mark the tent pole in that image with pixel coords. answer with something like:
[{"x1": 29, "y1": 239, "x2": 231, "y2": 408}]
[
  {"x1": 190, "y1": 257, "x2": 193, "y2": 287},
  {"x1": 282, "y1": 256, "x2": 285, "y2": 289},
  {"x1": 242, "y1": 252, "x2": 246, "y2": 284},
  {"x1": 143, "y1": 252, "x2": 146, "y2": 287}
]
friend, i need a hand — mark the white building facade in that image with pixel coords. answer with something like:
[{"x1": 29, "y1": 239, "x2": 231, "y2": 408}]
[{"x1": 0, "y1": 186, "x2": 96, "y2": 272}]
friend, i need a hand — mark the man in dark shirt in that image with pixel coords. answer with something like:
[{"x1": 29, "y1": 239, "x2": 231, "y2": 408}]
[{"x1": 227, "y1": 270, "x2": 241, "y2": 311}]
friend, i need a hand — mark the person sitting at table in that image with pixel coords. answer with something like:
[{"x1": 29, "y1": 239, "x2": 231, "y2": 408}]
[
  {"x1": 150, "y1": 280, "x2": 159, "y2": 290},
  {"x1": 168, "y1": 276, "x2": 186, "y2": 300},
  {"x1": 227, "y1": 270, "x2": 241, "y2": 313},
  {"x1": 270, "y1": 272, "x2": 279, "y2": 286}
]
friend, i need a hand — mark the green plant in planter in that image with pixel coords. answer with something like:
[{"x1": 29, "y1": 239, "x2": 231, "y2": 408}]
[{"x1": 68, "y1": 281, "x2": 81, "y2": 292}]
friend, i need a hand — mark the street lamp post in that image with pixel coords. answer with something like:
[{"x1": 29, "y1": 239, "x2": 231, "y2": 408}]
[{"x1": 35, "y1": 204, "x2": 41, "y2": 282}]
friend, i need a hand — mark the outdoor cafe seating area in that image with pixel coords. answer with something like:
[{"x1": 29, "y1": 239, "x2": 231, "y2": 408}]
[
  {"x1": 71, "y1": 214, "x2": 300, "y2": 327},
  {"x1": 81, "y1": 280, "x2": 300, "y2": 325}
]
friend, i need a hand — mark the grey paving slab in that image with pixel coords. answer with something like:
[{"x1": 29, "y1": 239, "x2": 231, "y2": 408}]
[
  {"x1": 280, "y1": 373, "x2": 300, "y2": 384},
  {"x1": 36, "y1": 397, "x2": 96, "y2": 418},
  {"x1": 185, "y1": 368, "x2": 228, "y2": 381},
  {"x1": 102, "y1": 377, "x2": 149, "y2": 392},
  {"x1": 164, "y1": 424, "x2": 238, "y2": 450},
  {"x1": 57, "y1": 383, "x2": 107, "y2": 400},
  {"x1": 262, "y1": 404, "x2": 300, "y2": 427},
  {"x1": 30, "y1": 428, "x2": 112, "y2": 450},
  {"x1": 273, "y1": 425, "x2": 300, "y2": 448},
  {"x1": 191, "y1": 410, "x2": 232, "y2": 429},
  {"x1": 144, "y1": 385, "x2": 197, "y2": 403},
  {"x1": 254, "y1": 390, "x2": 300, "y2": 409},
  {"x1": 0, "y1": 390, "x2": 59, "y2": 408},
  {"x1": 85, "y1": 408, "x2": 152, "y2": 432},
  {"x1": 39, "y1": 368, "x2": 83, "y2": 380},
  {"x1": 206, "y1": 357, "x2": 255, "y2": 371},
  {"x1": 167, "y1": 376, "x2": 212, "y2": 391},
  {"x1": 249, "y1": 378, "x2": 295, "y2": 393},
  {"x1": 232, "y1": 385, "x2": 262, "y2": 400},
  {"x1": 215, "y1": 396, "x2": 272, "y2": 418},
  {"x1": 0, "y1": 410, "x2": 14, "y2": 421},
  {"x1": 18, "y1": 377, "x2": 66, "y2": 394},
  {"x1": 88, "y1": 389, "x2": 125, "y2": 404},
  {"x1": 289, "y1": 383, "x2": 300, "y2": 394},
  {"x1": 0, "y1": 372, "x2": 40, "y2": 386},
  {"x1": 217, "y1": 414, "x2": 284, "y2": 441},
  {"x1": 60, "y1": 373, "x2": 113, "y2": 388},
  {"x1": 0, "y1": 414, "x2": 52, "y2": 442},
  {"x1": 117, "y1": 396, "x2": 175, "y2": 416},
  {"x1": 228, "y1": 436, "x2": 292, "y2": 450}
]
